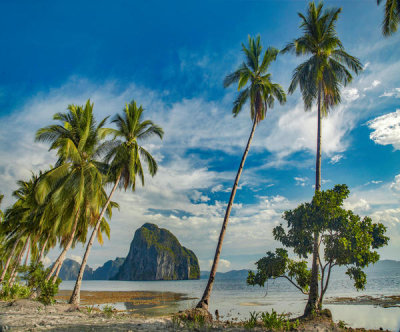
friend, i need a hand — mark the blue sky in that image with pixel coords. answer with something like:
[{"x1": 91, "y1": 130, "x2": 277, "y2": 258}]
[{"x1": 1, "y1": 1, "x2": 400, "y2": 271}]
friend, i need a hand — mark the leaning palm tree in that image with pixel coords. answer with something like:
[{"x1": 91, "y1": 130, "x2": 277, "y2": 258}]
[
  {"x1": 36, "y1": 100, "x2": 110, "y2": 281},
  {"x1": 377, "y1": 0, "x2": 400, "y2": 36},
  {"x1": 197, "y1": 36, "x2": 286, "y2": 311},
  {"x1": 0, "y1": 194, "x2": 4, "y2": 223},
  {"x1": 282, "y1": 1, "x2": 362, "y2": 316},
  {"x1": 69, "y1": 100, "x2": 163, "y2": 305}
]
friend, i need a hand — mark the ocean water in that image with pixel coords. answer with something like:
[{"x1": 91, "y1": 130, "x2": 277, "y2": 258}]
[{"x1": 60, "y1": 266, "x2": 400, "y2": 331}]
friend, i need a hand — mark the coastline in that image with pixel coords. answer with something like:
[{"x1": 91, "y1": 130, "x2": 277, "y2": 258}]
[{"x1": 0, "y1": 290, "x2": 398, "y2": 331}]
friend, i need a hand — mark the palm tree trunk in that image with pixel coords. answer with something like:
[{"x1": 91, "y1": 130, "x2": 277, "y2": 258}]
[
  {"x1": 197, "y1": 118, "x2": 258, "y2": 311},
  {"x1": 9, "y1": 236, "x2": 30, "y2": 287},
  {"x1": 46, "y1": 210, "x2": 80, "y2": 281},
  {"x1": 69, "y1": 173, "x2": 122, "y2": 305},
  {"x1": 37, "y1": 236, "x2": 49, "y2": 264},
  {"x1": 24, "y1": 241, "x2": 31, "y2": 266},
  {"x1": 0, "y1": 236, "x2": 21, "y2": 283},
  {"x1": 304, "y1": 83, "x2": 322, "y2": 317},
  {"x1": 52, "y1": 258, "x2": 64, "y2": 283}
]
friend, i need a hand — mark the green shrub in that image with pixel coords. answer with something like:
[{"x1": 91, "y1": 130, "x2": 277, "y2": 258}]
[
  {"x1": 244, "y1": 311, "x2": 259, "y2": 329},
  {"x1": 0, "y1": 281, "x2": 31, "y2": 300},
  {"x1": 25, "y1": 262, "x2": 61, "y2": 305},
  {"x1": 103, "y1": 304, "x2": 115, "y2": 318}
]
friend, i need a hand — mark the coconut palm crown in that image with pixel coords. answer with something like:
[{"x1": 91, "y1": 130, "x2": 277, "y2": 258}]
[
  {"x1": 282, "y1": 2, "x2": 363, "y2": 115},
  {"x1": 224, "y1": 35, "x2": 286, "y2": 123},
  {"x1": 378, "y1": 0, "x2": 400, "y2": 36}
]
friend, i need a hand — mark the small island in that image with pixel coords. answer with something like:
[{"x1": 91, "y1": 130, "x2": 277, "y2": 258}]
[{"x1": 113, "y1": 223, "x2": 200, "y2": 281}]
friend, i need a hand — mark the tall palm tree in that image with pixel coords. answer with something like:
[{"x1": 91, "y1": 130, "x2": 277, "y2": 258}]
[
  {"x1": 377, "y1": 0, "x2": 400, "y2": 36},
  {"x1": 197, "y1": 36, "x2": 286, "y2": 310},
  {"x1": 282, "y1": 1, "x2": 362, "y2": 316},
  {"x1": 0, "y1": 194, "x2": 4, "y2": 223},
  {"x1": 69, "y1": 100, "x2": 163, "y2": 305},
  {"x1": 36, "y1": 100, "x2": 111, "y2": 281}
]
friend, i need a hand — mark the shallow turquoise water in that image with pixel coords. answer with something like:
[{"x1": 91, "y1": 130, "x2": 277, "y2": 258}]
[{"x1": 60, "y1": 266, "x2": 400, "y2": 331}]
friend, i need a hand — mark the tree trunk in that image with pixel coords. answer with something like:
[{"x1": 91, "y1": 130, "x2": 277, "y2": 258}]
[
  {"x1": 9, "y1": 236, "x2": 29, "y2": 287},
  {"x1": 46, "y1": 210, "x2": 80, "y2": 281},
  {"x1": 24, "y1": 241, "x2": 31, "y2": 266},
  {"x1": 304, "y1": 83, "x2": 322, "y2": 317},
  {"x1": 69, "y1": 173, "x2": 121, "y2": 305},
  {"x1": 52, "y1": 257, "x2": 64, "y2": 283},
  {"x1": 37, "y1": 236, "x2": 49, "y2": 264},
  {"x1": 196, "y1": 118, "x2": 258, "y2": 311},
  {"x1": 0, "y1": 236, "x2": 21, "y2": 283}
]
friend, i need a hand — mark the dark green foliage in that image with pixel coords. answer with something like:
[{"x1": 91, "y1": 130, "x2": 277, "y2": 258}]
[
  {"x1": 24, "y1": 263, "x2": 61, "y2": 305},
  {"x1": 249, "y1": 185, "x2": 389, "y2": 305},
  {"x1": 0, "y1": 281, "x2": 31, "y2": 300},
  {"x1": 377, "y1": 0, "x2": 400, "y2": 36},
  {"x1": 247, "y1": 249, "x2": 311, "y2": 294}
]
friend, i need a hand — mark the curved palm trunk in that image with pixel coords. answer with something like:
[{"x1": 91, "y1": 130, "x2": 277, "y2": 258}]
[
  {"x1": 69, "y1": 173, "x2": 121, "y2": 305},
  {"x1": 304, "y1": 84, "x2": 322, "y2": 317},
  {"x1": 9, "y1": 236, "x2": 30, "y2": 287},
  {"x1": 37, "y1": 236, "x2": 49, "y2": 264},
  {"x1": 46, "y1": 210, "x2": 80, "y2": 281},
  {"x1": 52, "y1": 258, "x2": 64, "y2": 283},
  {"x1": 24, "y1": 241, "x2": 31, "y2": 266},
  {"x1": 0, "y1": 236, "x2": 21, "y2": 283},
  {"x1": 197, "y1": 118, "x2": 258, "y2": 311}
]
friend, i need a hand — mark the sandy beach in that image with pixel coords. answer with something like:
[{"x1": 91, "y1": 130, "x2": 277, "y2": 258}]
[{"x1": 0, "y1": 290, "x2": 396, "y2": 331}]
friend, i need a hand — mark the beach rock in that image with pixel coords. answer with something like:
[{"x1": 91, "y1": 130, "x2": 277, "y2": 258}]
[
  {"x1": 93, "y1": 257, "x2": 125, "y2": 280},
  {"x1": 113, "y1": 223, "x2": 200, "y2": 280}
]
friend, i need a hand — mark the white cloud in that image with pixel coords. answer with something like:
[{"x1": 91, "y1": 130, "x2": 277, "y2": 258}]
[
  {"x1": 364, "y1": 180, "x2": 383, "y2": 186},
  {"x1": 380, "y1": 88, "x2": 400, "y2": 98},
  {"x1": 209, "y1": 259, "x2": 231, "y2": 270},
  {"x1": 368, "y1": 109, "x2": 400, "y2": 149},
  {"x1": 343, "y1": 88, "x2": 360, "y2": 101},
  {"x1": 390, "y1": 174, "x2": 400, "y2": 194},
  {"x1": 294, "y1": 177, "x2": 308, "y2": 187},
  {"x1": 70, "y1": 255, "x2": 82, "y2": 264},
  {"x1": 343, "y1": 198, "x2": 371, "y2": 213},
  {"x1": 363, "y1": 80, "x2": 381, "y2": 91},
  {"x1": 262, "y1": 102, "x2": 355, "y2": 161},
  {"x1": 329, "y1": 154, "x2": 344, "y2": 164}
]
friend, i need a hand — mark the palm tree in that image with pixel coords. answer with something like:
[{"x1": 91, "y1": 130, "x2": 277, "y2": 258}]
[
  {"x1": 196, "y1": 36, "x2": 286, "y2": 310},
  {"x1": 377, "y1": 0, "x2": 400, "y2": 36},
  {"x1": 0, "y1": 194, "x2": 4, "y2": 223},
  {"x1": 282, "y1": 1, "x2": 362, "y2": 316},
  {"x1": 69, "y1": 100, "x2": 163, "y2": 305},
  {"x1": 36, "y1": 100, "x2": 111, "y2": 282}
]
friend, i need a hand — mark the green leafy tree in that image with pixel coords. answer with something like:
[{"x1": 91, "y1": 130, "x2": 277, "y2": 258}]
[
  {"x1": 282, "y1": 2, "x2": 362, "y2": 315},
  {"x1": 197, "y1": 36, "x2": 286, "y2": 310},
  {"x1": 69, "y1": 100, "x2": 163, "y2": 305},
  {"x1": 248, "y1": 184, "x2": 389, "y2": 312},
  {"x1": 377, "y1": 0, "x2": 400, "y2": 36}
]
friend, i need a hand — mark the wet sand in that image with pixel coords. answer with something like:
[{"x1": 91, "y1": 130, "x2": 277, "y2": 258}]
[
  {"x1": 326, "y1": 294, "x2": 400, "y2": 308},
  {"x1": 55, "y1": 290, "x2": 191, "y2": 306}
]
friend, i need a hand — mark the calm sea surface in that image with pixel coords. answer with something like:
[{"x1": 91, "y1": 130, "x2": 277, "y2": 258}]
[{"x1": 60, "y1": 266, "x2": 400, "y2": 331}]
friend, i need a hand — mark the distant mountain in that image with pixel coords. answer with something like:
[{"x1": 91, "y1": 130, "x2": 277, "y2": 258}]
[
  {"x1": 58, "y1": 258, "x2": 94, "y2": 280},
  {"x1": 112, "y1": 223, "x2": 200, "y2": 281},
  {"x1": 201, "y1": 269, "x2": 251, "y2": 280},
  {"x1": 92, "y1": 257, "x2": 125, "y2": 280}
]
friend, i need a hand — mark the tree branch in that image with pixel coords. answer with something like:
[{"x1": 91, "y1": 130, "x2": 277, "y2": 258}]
[{"x1": 276, "y1": 275, "x2": 309, "y2": 295}]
